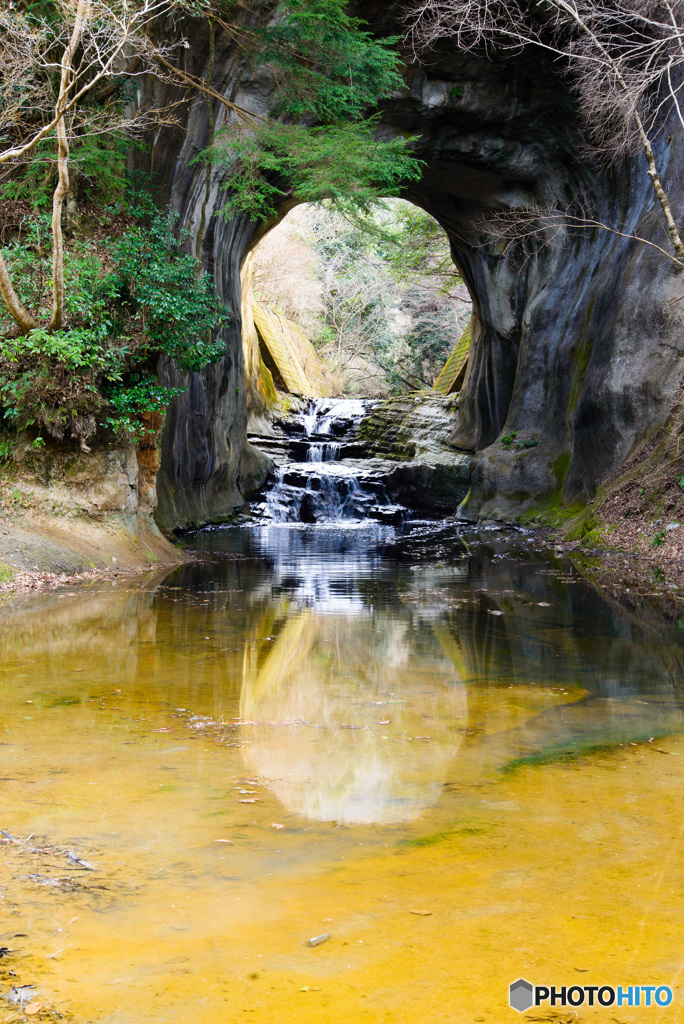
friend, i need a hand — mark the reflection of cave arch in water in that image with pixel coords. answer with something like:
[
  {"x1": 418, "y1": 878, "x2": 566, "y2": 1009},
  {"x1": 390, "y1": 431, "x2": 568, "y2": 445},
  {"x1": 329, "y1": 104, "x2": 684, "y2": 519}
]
[{"x1": 239, "y1": 609, "x2": 467, "y2": 824}]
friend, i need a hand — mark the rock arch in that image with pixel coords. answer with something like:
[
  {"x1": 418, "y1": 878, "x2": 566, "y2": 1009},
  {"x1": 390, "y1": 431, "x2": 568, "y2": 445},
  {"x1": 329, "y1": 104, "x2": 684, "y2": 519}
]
[{"x1": 146, "y1": 6, "x2": 684, "y2": 529}]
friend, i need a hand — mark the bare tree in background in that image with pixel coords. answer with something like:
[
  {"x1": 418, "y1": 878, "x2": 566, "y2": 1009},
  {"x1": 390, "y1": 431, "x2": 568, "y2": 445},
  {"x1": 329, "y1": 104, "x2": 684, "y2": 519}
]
[
  {"x1": 0, "y1": 0, "x2": 180, "y2": 333},
  {"x1": 405, "y1": 0, "x2": 684, "y2": 261}
]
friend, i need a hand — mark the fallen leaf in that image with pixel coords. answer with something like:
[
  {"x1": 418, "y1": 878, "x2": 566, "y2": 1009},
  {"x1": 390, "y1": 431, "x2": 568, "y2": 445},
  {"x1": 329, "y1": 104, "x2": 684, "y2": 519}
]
[
  {"x1": 213, "y1": 839, "x2": 234, "y2": 844},
  {"x1": 409, "y1": 909, "x2": 432, "y2": 916},
  {"x1": 25, "y1": 1002, "x2": 44, "y2": 1015},
  {"x1": 270, "y1": 823, "x2": 284, "y2": 829}
]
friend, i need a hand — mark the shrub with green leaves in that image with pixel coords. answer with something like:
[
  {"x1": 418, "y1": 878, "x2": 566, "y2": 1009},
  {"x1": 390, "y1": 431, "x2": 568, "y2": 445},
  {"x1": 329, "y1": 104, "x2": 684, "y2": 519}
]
[
  {"x1": 0, "y1": 135, "x2": 128, "y2": 211},
  {"x1": 0, "y1": 203, "x2": 228, "y2": 445},
  {"x1": 213, "y1": 121, "x2": 421, "y2": 219}
]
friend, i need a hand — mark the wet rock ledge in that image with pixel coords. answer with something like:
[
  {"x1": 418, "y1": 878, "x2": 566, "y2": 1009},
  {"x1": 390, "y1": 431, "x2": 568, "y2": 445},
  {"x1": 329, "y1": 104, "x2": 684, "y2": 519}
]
[{"x1": 355, "y1": 394, "x2": 472, "y2": 514}]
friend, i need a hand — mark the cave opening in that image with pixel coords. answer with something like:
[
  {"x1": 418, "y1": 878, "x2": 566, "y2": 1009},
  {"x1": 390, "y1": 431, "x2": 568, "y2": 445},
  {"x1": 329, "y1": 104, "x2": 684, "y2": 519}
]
[{"x1": 240, "y1": 199, "x2": 472, "y2": 404}]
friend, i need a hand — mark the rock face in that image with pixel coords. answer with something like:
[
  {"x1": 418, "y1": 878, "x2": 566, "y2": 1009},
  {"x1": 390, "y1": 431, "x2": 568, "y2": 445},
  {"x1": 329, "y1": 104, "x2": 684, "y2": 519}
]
[
  {"x1": 357, "y1": 395, "x2": 471, "y2": 511},
  {"x1": 0, "y1": 439, "x2": 180, "y2": 573},
  {"x1": 143, "y1": 3, "x2": 684, "y2": 526}
]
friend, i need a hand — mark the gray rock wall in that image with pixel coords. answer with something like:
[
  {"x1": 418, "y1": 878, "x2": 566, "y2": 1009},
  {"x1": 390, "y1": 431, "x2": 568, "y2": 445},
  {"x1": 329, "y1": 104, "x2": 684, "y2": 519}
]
[{"x1": 142, "y1": 4, "x2": 684, "y2": 527}]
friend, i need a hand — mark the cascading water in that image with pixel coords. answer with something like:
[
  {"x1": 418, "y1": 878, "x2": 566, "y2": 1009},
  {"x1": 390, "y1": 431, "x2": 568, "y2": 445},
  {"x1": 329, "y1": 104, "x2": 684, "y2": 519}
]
[{"x1": 249, "y1": 398, "x2": 408, "y2": 525}]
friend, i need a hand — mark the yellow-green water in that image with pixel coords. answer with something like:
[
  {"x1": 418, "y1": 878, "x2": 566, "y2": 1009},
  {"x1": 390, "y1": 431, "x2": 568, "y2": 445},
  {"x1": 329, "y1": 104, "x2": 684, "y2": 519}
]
[{"x1": 1, "y1": 523, "x2": 684, "y2": 1023}]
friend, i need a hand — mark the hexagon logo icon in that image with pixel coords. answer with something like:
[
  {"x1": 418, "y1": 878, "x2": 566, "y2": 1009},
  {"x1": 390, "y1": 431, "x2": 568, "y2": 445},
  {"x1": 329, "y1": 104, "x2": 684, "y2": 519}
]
[{"x1": 509, "y1": 978, "x2": 534, "y2": 1012}]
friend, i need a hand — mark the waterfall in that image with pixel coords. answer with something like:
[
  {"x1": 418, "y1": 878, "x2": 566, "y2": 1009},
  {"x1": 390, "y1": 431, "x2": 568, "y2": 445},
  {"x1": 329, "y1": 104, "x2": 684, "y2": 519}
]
[{"x1": 249, "y1": 398, "x2": 408, "y2": 525}]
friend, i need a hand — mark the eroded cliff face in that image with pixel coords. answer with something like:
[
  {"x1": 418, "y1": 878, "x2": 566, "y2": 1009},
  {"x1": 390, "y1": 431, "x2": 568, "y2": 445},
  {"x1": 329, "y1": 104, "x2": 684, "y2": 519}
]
[{"x1": 144, "y1": 3, "x2": 684, "y2": 527}]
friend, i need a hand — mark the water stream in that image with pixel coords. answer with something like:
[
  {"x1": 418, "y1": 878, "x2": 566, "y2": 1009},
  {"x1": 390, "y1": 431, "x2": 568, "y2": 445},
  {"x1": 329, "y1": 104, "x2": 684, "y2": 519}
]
[
  {"x1": 249, "y1": 399, "x2": 406, "y2": 524},
  {"x1": 1, "y1": 458, "x2": 684, "y2": 1020}
]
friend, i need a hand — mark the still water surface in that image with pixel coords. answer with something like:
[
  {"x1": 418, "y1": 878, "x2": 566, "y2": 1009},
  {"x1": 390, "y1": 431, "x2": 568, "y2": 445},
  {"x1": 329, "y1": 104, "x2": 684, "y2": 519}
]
[{"x1": 1, "y1": 523, "x2": 684, "y2": 1022}]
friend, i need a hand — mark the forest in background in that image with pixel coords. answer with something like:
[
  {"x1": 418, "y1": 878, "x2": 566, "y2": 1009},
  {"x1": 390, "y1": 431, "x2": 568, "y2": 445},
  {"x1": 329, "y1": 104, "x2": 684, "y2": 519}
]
[{"x1": 251, "y1": 201, "x2": 471, "y2": 397}]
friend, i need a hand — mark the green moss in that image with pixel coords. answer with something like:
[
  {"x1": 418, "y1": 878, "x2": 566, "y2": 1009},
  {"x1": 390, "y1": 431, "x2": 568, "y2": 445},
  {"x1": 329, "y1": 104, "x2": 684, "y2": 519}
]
[
  {"x1": 564, "y1": 509, "x2": 602, "y2": 542},
  {"x1": 356, "y1": 397, "x2": 417, "y2": 460},
  {"x1": 580, "y1": 525, "x2": 605, "y2": 546},
  {"x1": 258, "y1": 357, "x2": 279, "y2": 409},
  {"x1": 566, "y1": 300, "x2": 595, "y2": 416},
  {"x1": 0, "y1": 564, "x2": 15, "y2": 584},
  {"x1": 517, "y1": 495, "x2": 585, "y2": 529},
  {"x1": 552, "y1": 451, "x2": 572, "y2": 489},
  {"x1": 398, "y1": 823, "x2": 486, "y2": 848},
  {"x1": 278, "y1": 394, "x2": 293, "y2": 416},
  {"x1": 432, "y1": 320, "x2": 471, "y2": 395}
]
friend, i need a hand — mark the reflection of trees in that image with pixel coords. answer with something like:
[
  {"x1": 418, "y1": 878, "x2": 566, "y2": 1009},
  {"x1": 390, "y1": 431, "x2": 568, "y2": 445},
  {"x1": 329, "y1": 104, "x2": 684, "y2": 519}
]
[
  {"x1": 4, "y1": 534, "x2": 684, "y2": 786},
  {"x1": 240, "y1": 610, "x2": 467, "y2": 824},
  {"x1": 404, "y1": 541, "x2": 684, "y2": 699}
]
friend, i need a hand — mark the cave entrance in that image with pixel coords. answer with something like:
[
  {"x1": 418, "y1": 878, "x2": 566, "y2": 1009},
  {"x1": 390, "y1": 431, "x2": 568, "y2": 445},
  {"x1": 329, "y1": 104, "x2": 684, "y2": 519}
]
[{"x1": 240, "y1": 200, "x2": 472, "y2": 408}]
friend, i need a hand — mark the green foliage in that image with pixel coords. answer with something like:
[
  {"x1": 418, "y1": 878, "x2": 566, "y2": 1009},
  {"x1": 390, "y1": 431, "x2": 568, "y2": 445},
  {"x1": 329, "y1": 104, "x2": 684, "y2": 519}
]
[
  {"x1": 207, "y1": 0, "x2": 422, "y2": 219},
  {"x1": 276, "y1": 201, "x2": 469, "y2": 395},
  {"x1": 104, "y1": 214, "x2": 227, "y2": 370},
  {"x1": 501, "y1": 431, "x2": 541, "y2": 451},
  {"x1": 214, "y1": 120, "x2": 422, "y2": 220},
  {"x1": 0, "y1": 136, "x2": 128, "y2": 210},
  {"x1": 106, "y1": 378, "x2": 185, "y2": 436},
  {"x1": 256, "y1": 0, "x2": 405, "y2": 124},
  {"x1": 652, "y1": 529, "x2": 666, "y2": 547},
  {"x1": 396, "y1": 294, "x2": 458, "y2": 391},
  {"x1": 0, "y1": 201, "x2": 228, "y2": 442},
  {"x1": 0, "y1": 439, "x2": 15, "y2": 463},
  {"x1": 381, "y1": 204, "x2": 463, "y2": 298}
]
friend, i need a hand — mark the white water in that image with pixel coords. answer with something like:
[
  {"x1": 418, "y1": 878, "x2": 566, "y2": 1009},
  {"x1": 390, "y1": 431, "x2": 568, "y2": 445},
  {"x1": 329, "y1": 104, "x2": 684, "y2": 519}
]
[{"x1": 253, "y1": 398, "x2": 407, "y2": 525}]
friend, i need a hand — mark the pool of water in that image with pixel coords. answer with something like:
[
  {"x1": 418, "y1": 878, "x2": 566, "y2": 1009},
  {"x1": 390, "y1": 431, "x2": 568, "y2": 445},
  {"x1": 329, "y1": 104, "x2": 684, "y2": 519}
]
[{"x1": 1, "y1": 522, "x2": 684, "y2": 1022}]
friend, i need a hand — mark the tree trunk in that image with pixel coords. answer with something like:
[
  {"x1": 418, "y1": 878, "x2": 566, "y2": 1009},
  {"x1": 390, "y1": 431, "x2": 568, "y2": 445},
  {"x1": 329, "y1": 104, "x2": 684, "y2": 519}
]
[
  {"x1": 0, "y1": 250, "x2": 37, "y2": 334},
  {"x1": 49, "y1": 0, "x2": 91, "y2": 332}
]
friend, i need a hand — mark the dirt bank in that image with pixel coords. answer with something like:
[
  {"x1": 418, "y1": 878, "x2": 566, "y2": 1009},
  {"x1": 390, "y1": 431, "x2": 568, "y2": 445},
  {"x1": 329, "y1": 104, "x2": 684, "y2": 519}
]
[
  {"x1": 0, "y1": 441, "x2": 186, "y2": 590},
  {"x1": 544, "y1": 407, "x2": 684, "y2": 609}
]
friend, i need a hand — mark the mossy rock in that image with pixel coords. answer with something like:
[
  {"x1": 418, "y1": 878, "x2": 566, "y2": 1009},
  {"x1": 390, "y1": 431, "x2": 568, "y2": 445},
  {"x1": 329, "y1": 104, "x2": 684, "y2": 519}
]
[{"x1": 357, "y1": 398, "x2": 418, "y2": 460}]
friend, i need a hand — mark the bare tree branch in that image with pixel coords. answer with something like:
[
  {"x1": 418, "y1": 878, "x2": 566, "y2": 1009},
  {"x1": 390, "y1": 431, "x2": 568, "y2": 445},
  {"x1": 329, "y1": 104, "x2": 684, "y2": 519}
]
[{"x1": 404, "y1": 0, "x2": 684, "y2": 262}]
